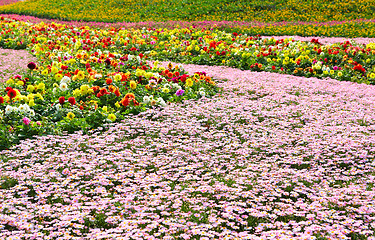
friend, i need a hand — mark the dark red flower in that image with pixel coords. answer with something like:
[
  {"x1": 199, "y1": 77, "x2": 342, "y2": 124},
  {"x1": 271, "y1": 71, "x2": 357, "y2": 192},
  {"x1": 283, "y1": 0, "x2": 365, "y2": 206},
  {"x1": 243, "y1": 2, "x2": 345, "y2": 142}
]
[
  {"x1": 59, "y1": 96, "x2": 65, "y2": 105},
  {"x1": 5, "y1": 87, "x2": 12, "y2": 92},
  {"x1": 68, "y1": 97, "x2": 76, "y2": 105},
  {"x1": 27, "y1": 62, "x2": 37, "y2": 70},
  {"x1": 104, "y1": 58, "x2": 111, "y2": 65},
  {"x1": 0, "y1": 96, "x2": 4, "y2": 104}
]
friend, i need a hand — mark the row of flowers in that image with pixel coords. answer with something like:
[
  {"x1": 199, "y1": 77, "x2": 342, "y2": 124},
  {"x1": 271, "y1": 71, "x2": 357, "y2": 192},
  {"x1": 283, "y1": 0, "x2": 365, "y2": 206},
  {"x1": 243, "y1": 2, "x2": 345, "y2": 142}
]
[{"x1": 0, "y1": 0, "x2": 373, "y2": 23}]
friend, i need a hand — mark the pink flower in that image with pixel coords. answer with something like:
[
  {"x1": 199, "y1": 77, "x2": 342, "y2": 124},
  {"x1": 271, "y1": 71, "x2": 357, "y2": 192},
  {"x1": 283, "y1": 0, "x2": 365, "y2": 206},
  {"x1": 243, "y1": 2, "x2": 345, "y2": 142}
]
[{"x1": 22, "y1": 117, "x2": 31, "y2": 125}]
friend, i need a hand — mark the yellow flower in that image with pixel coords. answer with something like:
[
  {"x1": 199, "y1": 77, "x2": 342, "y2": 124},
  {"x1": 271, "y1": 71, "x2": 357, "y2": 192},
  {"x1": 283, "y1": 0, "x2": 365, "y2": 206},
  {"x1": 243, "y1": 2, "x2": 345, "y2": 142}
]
[
  {"x1": 161, "y1": 87, "x2": 170, "y2": 93},
  {"x1": 115, "y1": 102, "x2": 120, "y2": 108},
  {"x1": 28, "y1": 99, "x2": 35, "y2": 107},
  {"x1": 41, "y1": 69, "x2": 49, "y2": 75},
  {"x1": 185, "y1": 78, "x2": 194, "y2": 87},
  {"x1": 114, "y1": 74, "x2": 122, "y2": 82},
  {"x1": 27, "y1": 85, "x2": 35, "y2": 92},
  {"x1": 6, "y1": 79, "x2": 14, "y2": 85},
  {"x1": 129, "y1": 80, "x2": 137, "y2": 90},
  {"x1": 55, "y1": 73, "x2": 63, "y2": 81},
  {"x1": 17, "y1": 81, "x2": 24, "y2": 86},
  {"x1": 330, "y1": 70, "x2": 334, "y2": 75},
  {"x1": 73, "y1": 89, "x2": 81, "y2": 97},
  {"x1": 77, "y1": 71, "x2": 85, "y2": 80},
  {"x1": 35, "y1": 93, "x2": 44, "y2": 100},
  {"x1": 51, "y1": 66, "x2": 59, "y2": 74},
  {"x1": 102, "y1": 106, "x2": 108, "y2": 112},
  {"x1": 108, "y1": 113, "x2": 116, "y2": 122},
  {"x1": 37, "y1": 82, "x2": 45, "y2": 91},
  {"x1": 80, "y1": 85, "x2": 90, "y2": 94},
  {"x1": 66, "y1": 112, "x2": 75, "y2": 120}
]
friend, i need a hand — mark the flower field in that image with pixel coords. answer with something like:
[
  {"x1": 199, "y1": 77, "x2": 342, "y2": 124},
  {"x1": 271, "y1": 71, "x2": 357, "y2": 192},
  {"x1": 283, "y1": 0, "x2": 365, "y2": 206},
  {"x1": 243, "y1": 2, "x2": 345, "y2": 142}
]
[{"x1": 1, "y1": 0, "x2": 375, "y2": 239}]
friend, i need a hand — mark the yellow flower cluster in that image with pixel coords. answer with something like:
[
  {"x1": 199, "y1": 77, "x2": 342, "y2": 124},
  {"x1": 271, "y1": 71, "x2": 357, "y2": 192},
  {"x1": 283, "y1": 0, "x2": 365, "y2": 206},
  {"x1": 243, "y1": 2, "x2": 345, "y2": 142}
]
[{"x1": 1, "y1": 0, "x2": 374, "y2": 23}]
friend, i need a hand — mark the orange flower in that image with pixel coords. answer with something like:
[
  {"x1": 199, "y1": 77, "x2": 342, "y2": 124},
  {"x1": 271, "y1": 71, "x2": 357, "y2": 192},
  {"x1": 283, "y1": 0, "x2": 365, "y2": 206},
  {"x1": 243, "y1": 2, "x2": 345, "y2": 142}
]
[
  {"x1": 106, "y1": 78, "x2": 113, "y2": 85},
  {"x1": 108, "y1": 85, "x2": 116, "y2": 93}
]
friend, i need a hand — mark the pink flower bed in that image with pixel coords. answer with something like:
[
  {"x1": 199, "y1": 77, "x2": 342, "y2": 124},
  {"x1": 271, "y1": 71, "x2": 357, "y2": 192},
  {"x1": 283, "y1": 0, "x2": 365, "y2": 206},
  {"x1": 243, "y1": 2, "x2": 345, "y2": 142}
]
[
  {"x1": 0, "y1": 0, "x2": 20, "y2": 6},
  {"x1": 0, "y1": 48, "x2": 36, "y2": 83},
  {"x1": 1, "y1": 62, "x2": 374, "y2": 239}
]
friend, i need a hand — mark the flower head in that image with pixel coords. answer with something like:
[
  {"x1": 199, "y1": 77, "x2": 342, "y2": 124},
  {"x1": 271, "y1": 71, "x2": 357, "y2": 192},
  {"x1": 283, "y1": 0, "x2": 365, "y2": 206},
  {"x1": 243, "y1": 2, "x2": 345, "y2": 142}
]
[
  {"x1": 108, "y1": 114, "x2": 116, "y2": 122},
  {"x1": 68, "y1": 97, "x2": 76, "y2": 105},
  {"x1": 27, "y1": 62, "x2": 37, "y2": 70},
  {"x1": 176, "y1": 89, "x2": 185, "y2": 97},
  {"x1": 129, "y1": 80, "x2": 137, "y2": 90},
  {"x1": 59, "y1": 96, "x2": 65, "y2": 105},
  {"x1": 66, "y1": 112, "x2": 75, "y2": 120},
  {"x1": 7, "y1": 89, "x2": 17, "y2": 99},
  {"x1": 22, "y1": 117, "x2": 31, "y2": 125}
]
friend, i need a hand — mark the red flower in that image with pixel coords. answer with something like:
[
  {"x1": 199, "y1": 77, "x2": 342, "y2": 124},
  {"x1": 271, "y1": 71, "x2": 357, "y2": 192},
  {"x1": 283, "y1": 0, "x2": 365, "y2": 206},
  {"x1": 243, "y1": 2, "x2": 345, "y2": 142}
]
[
  {"x1": 100, "y1": 88, "x2": 109, "y2": 95},
  {"x1": 106, "y1": 78, "x2": 112, "y2": 85},
  {"x1": 7, "y1": 89, "x2": 17, "y2": 99},
  {"x1": 59, "y1": 96, "x2": 65, "y2": 105},
  {"x1": 68, "y1": 97, "x2": 76, "y2": 105},
  {"x1": 0, "y1": 96, "x2": 4, "y2": 104},
  {"x1": 114, "y1": 89, "x2": 121, "y2": 97},
  {"x1": 5, "y1": 87, "x2": 12, "y2": 92}
]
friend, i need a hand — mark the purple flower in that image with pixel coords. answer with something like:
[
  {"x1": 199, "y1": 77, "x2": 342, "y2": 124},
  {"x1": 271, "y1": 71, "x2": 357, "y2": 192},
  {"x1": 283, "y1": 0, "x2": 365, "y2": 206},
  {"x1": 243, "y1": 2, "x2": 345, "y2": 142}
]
[
  {"x1": 176, "y1": 89, "x2": 185, "y2": 96},
  {"x1": 22, "y1": 117, "x2": 31, "y2": 125}
]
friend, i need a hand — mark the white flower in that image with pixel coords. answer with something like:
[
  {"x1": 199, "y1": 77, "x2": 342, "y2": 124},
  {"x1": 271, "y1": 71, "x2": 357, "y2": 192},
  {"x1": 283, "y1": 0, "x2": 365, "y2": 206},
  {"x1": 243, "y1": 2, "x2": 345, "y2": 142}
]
[
  {"x1": 18, "y1": 104, "x2": 26, "y2": 113},
  {"x1": 199, "y1": 91, "x2": 206, "y2": 97},
  {"x1": 52, "y1": 88, "x2": 57, "y2": 95},
  {"x1": 143, "y1": 96, "x2": 151, "y2": 104},
  {"x1": 149, "y1": 79, "x2": 157, "y2": 88},
  {"x1": 19, "y1": 104, "x2": 31, "y2": 113},
  {"x1": 172, "y1": 83, "x2": 181, "y2": 90},
  {"x1": 5, "y1": 105, "x2": 16, "y2": 115},
  {"x1": 60, "y1": 76, "x2": 71, "y2": 84},
  {"x1": 157, "y1": 97, "x2": 166, "y2": 107},
  {"x1": 94, "y1": 74, "x2": 103, "y2": 79},
  {"x1": 59, "y1": 82, "x2": 68, "y2": 91}
]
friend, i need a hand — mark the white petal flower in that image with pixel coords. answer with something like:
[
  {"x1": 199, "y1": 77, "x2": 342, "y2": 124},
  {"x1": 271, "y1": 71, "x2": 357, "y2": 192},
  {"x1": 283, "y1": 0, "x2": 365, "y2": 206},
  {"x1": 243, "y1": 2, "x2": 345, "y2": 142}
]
[
  {"x1": 59, "y1": 82, "x2": 68, "y2": 91},
  {"x1": 60, "y1": 76, "x2": 71, "y2": 84}
]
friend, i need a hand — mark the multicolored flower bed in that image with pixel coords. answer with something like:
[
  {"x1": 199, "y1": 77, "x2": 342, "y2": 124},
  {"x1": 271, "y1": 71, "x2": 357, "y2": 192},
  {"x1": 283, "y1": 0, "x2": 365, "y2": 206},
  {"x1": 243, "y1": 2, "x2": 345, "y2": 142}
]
[
  {"x1": 0, "y1": 18, "x2": 219, "y2": 149},
  {"x1": 1, "y1": 17, "x2": 375, "y2": 148}
]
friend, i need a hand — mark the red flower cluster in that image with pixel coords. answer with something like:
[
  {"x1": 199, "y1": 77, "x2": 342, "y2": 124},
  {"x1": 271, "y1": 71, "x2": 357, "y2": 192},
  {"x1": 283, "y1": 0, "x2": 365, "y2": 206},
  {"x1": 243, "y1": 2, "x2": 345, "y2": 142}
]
[
  {"x1": 120, "y1": 93, "x2": 139, "y2": 107},
  {"x1": 353, "y1": 64, "x2": 366, "y2": 73},
  {"x1": 6, "y1": 87, "x2": 17, "y2": 99}
]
